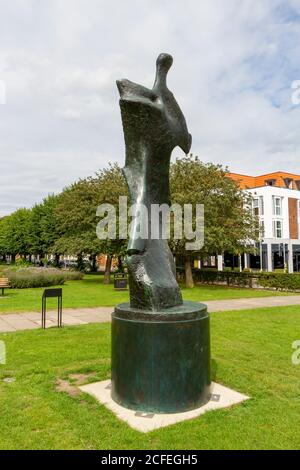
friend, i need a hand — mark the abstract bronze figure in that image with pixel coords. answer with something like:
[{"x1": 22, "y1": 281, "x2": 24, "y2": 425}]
[
  {"x1": 117, "y1": 53, "x2": 191, "y2": 311},
  {"x1": 112, "y1": 54, "x2": 211, "y2": 413}
]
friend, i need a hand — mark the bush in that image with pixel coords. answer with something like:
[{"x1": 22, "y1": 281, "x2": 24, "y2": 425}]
[
  {"x1": 187, "y1": 269, "x2": 254, "y2": 288},
  {"x1": 15, "y1": 258, "x2": 33, "y2": 268},
  {"x1": 177, "y1": 268, "x2": 300, "y2": 291},
  {"x1": 1, "y1": 267, "x2": 84, "y2": 289},
  {"x1": 257, "y1": 272, "x2": 300, "y2": 291}
]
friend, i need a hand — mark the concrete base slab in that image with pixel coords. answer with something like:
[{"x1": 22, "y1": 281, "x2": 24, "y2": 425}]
[{"x1": 80, "y1": 380, "x2": 250, "y2": 433}]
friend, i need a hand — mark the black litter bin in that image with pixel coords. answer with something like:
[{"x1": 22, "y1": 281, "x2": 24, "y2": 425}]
[{"x1": 114, "y1": 273, "x2": 128, "y2": 291}]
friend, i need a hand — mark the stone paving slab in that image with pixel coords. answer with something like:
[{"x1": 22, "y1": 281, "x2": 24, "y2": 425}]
[
  {"x1": 34, "y1": 320, "x2": 57, "y2": 329},
  {"x1": 60, "y1": 314, "x2": 88, "y2": 326},
  {"x1": 0, "y1": 318, "x2": 16, "y2": 332},
  {"x1": 68, "y1": 308, "x2": 113, "y2": 317},
  {"x1": 71, "y1": 313, "x2": 110, "y2": 323},
  {"x1": 20, "y1": 312, "x2": 45, "y2": 322},
  {"x1": 204, "y1": 295, "x2": 300, "y2": 312},
  {"x1": 0, "y1": 295, "x2": 299, "y2": 334},
  {"x1": 1, "y1": 314, "x2": 39, "y2": 331}
]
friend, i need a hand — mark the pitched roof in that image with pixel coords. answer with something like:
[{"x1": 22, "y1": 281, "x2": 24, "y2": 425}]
[{"x1": 227, "y1": 171, "x2": 300, "y2": 190}]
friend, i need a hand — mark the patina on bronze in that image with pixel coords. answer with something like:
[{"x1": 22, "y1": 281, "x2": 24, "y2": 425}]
[{"x1": 112, "y1": 54, "x2": 211, "y2": 413}]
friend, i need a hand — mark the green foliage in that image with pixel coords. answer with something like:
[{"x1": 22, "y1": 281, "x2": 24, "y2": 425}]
[
  {"x1": 0, "y1": 209, "x2": 32, "y2": 257},
  {"x1": 186, "y1": 269, "x2": 300, "y2": 291},
  {"x1": 53, "y1": 163, "x2": 128, "y2": 259},
  {"x1": 2, "y1": 267, "x2": 83, "y2": 289},
  {"x1": 170, "y1": 155, "x2": 259, "y2": 257},
  {"x1": 181, "y1": 268, "x2": 254, "y2": 287},
  {"x1": 29, "y1": 194, "x2": 60, "y2": 256},
  {"x1": 15, "y1": 258, "x2": 32, "y2": 268},
  {"x1": 258, "y1": 272, "x2": 300, "y2": 291}
]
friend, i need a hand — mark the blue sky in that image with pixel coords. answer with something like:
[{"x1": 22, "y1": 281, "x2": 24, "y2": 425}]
[{"x1": 1, "y1": 0, "x2": 300, "y2": 215}]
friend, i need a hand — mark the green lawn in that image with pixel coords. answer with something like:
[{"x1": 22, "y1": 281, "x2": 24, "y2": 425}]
[
  {"x1": 0, "y1": 274, "x2": 293, "y2": 314},
  {"x1": 0, "y1": 305, "x2": 299, "y2": 449}
]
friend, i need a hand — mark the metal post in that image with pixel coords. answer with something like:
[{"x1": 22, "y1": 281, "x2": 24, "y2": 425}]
[{"x1": 42, "y1": 296, "x2": 46, "y2": 329}]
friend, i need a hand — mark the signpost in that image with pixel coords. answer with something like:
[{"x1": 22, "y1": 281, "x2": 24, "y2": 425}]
[{"x1": 42, "y1": 288, "x2": 63, "y2": 329}]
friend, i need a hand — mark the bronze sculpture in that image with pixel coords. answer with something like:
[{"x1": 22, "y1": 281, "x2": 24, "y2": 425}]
[
  {"x1": 112, "y1": 54, "x2": 211, "y2": 413},
  {"x1": 117, "y1": 53, "x2": 191, "y2": 311}
]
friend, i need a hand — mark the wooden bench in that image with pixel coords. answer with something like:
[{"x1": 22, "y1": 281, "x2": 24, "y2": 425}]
[{"x1": 0, "y1": 278, "x2": 10, "y2": 296}]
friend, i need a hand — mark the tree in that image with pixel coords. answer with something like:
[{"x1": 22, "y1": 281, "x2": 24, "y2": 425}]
[
  {"x1": 54, "y1": 163, "x2": 128, "y2": 281},
  {"x1": 29, "y1": 194, "x2": 61, "y2": 263},
  {"x1": 0, "y1": 217, "x2": 10, "y2": 261},
  {"x1": 170, "y1": 155, "x2": 258, "y2": 287},
  {"x1": 1, "y1": 209, "x2": 32, "y2": 261}
]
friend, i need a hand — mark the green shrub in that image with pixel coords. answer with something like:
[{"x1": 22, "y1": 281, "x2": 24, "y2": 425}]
[
  {"x1": 257, "y1": 272, "x2": 300, "y2": 291},
  {"x1": 191, "y1": 269, "x2": 254, "y2": 288},
  {"x1": 1, "y1": 267, "x2": 84, "y2": 289},
  {"x1": 177, "y1": 268, "x2": 300, "y2": 291},
  {"x1": 15, "y1": 258, "x2": 33, "y2": 268}
]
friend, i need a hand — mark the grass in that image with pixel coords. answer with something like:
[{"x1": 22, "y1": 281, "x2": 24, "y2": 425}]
[
  {"x1": 0, "y1": 274, "x2": 293, "y2": 314},
  {"x1": 0, "y1": 305, "x2": 300, "y2": 449}
]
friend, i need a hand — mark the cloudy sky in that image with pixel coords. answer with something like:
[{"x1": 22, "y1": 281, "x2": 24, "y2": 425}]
[{"x1": 1, "y1": 0, "x2": 300, "y2": 216}]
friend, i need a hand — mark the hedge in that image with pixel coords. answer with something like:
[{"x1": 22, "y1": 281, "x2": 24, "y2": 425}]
[
  {"x1": 177, "y1": 268, "x2": 300, "y2": 291},
  {"x1": 257, "y1": 272, "x2": 300, "y2": 291},
  {"x1": 0, "y1": 267, "x2": 83, "y2": 289}
]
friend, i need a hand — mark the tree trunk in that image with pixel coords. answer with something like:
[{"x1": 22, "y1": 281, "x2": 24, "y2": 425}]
[
  {"x1": 54, "y1": 254, "x2": 60, "y2": 268},
  {"x1": 117, "y1": 256, "x2": 123, "y2": 273},
  {"x1": 77, "y1": 254, "x2": 84, "y2": 271},
  {"x1": 185, "y1": 256, "x2": 194, "y2": 289},
  {"x1": 90, "y1": 255, "x2": 97, "y2": 273},
  {"x1": 39, "y1": 253, "x2": 44, "y2": 267},
  {"x1": 103, "y1": 255, "x2": 112, "y2": 284}
]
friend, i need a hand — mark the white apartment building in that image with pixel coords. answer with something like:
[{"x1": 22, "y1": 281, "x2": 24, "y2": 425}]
[{"x1": 226, "y1": 171, "x2": 300, "y2": 273}]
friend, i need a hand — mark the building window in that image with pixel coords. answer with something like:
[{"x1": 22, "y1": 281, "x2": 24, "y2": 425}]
[
  {"x1": 253, "y1": 198, "x2": 259, "y2": 216},
  {"x1": 273, "y1": 220, "x2": 283, "y2": 238},
  {"x1": 253, "y1": 196, "x2": 264, "y2": 216},
  {"x1": 284, "y1": 178, "x2": 293, "y2": 189},
  {"x1": 259, "y1": 196, "x2": 264, "y2": 215},
  {"x1": 272, "y1": 196, "x2": 282, "y2": 216},
  {"x1": 266, "y1": 179, "x2": 276, "y2": 186},
  {"x1": 260, "y1": 220, "x2": 265, "y2": 238},
  {"x1": 296, "y1": 180, "x2": 300, "y2": 191}
]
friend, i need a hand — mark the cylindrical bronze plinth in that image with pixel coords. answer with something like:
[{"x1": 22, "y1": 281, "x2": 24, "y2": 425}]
[{"x1": 111, "y1": 301, "x2": 211, "y2": 414}]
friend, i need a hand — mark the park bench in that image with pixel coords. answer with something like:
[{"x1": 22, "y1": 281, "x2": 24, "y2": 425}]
[{"x1": 0, "y1": 278, "x2": 10, "y2": 296}]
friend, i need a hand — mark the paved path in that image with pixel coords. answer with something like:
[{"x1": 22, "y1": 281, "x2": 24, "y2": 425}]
[{"x1": 0, "y1": 295, "x2": 299, "y2": 334}]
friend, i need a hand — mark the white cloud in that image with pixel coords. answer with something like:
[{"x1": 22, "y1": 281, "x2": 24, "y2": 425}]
[{"x1": 1, "y1": 0, "x2": 300, "y2": 215}]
